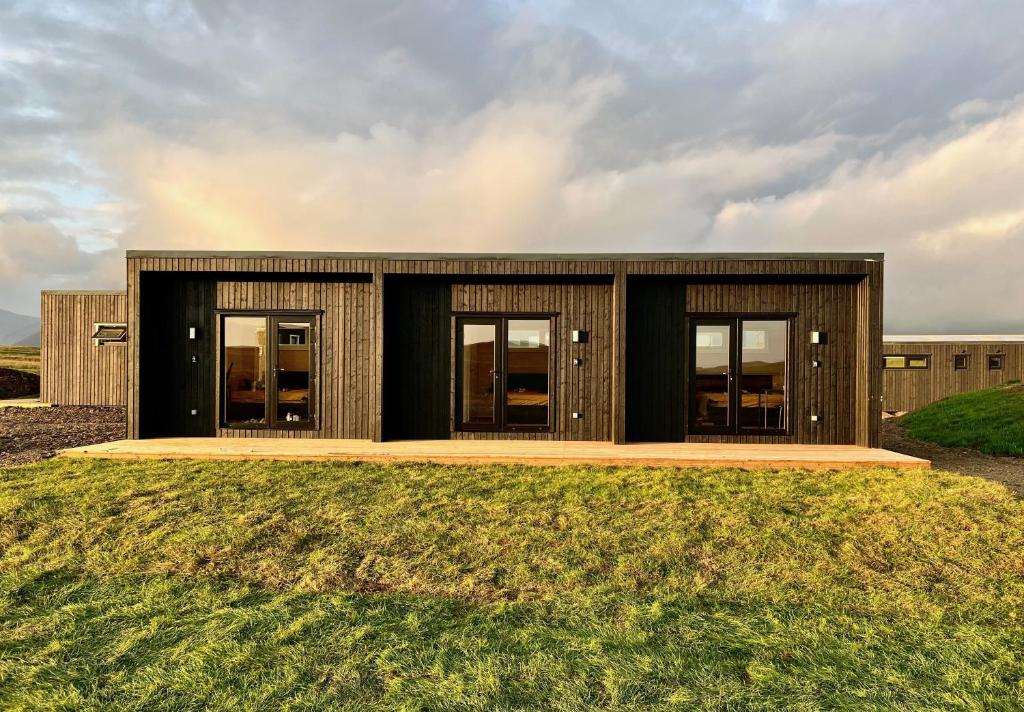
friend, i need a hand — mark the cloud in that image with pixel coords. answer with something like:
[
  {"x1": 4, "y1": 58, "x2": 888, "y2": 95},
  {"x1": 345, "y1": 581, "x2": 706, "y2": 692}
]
[
  {"x1": 2, "y1": 0, "x2": 1024, "y2": 332},
  {"x1": 709, "y1": 102, "x2": 1024, "y2": 332}
]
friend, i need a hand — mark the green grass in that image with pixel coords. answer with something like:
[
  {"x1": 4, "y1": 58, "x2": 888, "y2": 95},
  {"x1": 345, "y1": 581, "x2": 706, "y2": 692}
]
[
  {"x1": 1, "y1": 458, "x2": 1023, "y2": 709},
  {"x1": 902, "y1": 383, "x2": 1024, "y2": 456},
  {"x1": 0, "y1": 346, "x2": 40, "y2": 375}
]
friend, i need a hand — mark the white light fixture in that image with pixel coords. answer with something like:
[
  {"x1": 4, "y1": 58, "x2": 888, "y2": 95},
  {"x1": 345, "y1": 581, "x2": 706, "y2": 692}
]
[
  {"x1": 810, "y1": 414, "x2": 820, "y2": 422},
  {"x1": 572, "y1": 411, "x2": 583, "y2": 419},
  {"x1": 188, "y1": 327, "x2": 197, "y2": 340},
  {"x1": 572, "y1": 330, "x2": 588, "y2": 343},
  {"x1": 810, "y1": 331, "x2": 827, "y2": 344}
]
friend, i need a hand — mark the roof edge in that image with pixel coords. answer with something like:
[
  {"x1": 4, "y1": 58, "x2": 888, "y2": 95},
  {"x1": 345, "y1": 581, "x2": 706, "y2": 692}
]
[{"x1": 126, "y1": 250, "x2": 884, "y2": 262}]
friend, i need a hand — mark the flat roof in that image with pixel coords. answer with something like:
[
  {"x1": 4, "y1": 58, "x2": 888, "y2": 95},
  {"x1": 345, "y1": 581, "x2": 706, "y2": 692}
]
[
  {"x1": 884, "y1": 335, "x2": 1024, "y2": 343},
  {"x1": 41, "y1": 290, "x2": 127, "y2": 295},
  {"x1": 127, "y1": 250, "x2": 883, "y2": 261}
]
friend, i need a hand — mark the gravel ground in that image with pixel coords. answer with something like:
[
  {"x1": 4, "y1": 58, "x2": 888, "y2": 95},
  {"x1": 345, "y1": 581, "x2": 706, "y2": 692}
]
[
  {"x1": 882, "y1": 417, "x2": 1024, "y2": 496},
  {"x1": 0, "y1": 406, "x2": 126, "y2": 467}
]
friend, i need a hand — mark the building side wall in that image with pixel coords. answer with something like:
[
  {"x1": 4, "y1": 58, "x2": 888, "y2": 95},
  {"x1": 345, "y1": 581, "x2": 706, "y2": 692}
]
[
  {"x1": 883, "y1": 342, "x2": 1024, "y2": 412},
  {"x1": 40, "y1": 291, "x2": 127, "y2": 406}
]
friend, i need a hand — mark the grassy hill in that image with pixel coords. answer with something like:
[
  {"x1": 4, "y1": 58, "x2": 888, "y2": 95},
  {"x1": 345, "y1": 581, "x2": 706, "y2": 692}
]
[
  {"x1": 0, "y1": 458, "x2": 1021, "y2": 709},
  {"x1": 902, "y1": 383, "x2": 1024, "y2": 456},
  {"x1": 0, "y1": 345, "x2": 40, "y2": 375}
]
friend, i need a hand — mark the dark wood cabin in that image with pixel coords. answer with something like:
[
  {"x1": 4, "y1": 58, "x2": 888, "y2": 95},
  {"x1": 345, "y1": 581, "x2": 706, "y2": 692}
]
[
  {"x1": 123, "y1": 251, "x2": 883, "y2": 446},
  {"x1": 882, "y1": 336, "x2": 1024, "y2": 413},
  {"x1": 40, "y1": 290, "x2": 128, "y2": 406}
]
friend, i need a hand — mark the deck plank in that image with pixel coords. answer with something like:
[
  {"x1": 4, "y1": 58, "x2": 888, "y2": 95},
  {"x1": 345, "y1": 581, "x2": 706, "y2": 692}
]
[{"x1": 58, "y1": 438, "x2": 930, "y2": 469}]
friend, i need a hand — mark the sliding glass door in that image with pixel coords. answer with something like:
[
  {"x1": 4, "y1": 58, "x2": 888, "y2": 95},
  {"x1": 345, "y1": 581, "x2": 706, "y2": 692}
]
[
  {"x1": 221, "y1": 314, "x2": 316, "y2": 430},
  {"x1": 689, "y1": 317, "x2": 789, "y2": 435},
  {"x1": 456, "y1": 316, "x2": 552, "y2": 432}
]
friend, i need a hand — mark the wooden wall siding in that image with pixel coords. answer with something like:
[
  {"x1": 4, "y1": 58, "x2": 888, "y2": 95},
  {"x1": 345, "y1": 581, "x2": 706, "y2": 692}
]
[
  {"x1": 126, "y1": 254, "x2": 882, "y2": 446},
  {"x1": 685, "y1": 282, "x2": 858, "y2": 445},
  {"x1": 450, "y1": 283, "x2": 613, "y2": 441},
  {"x1": 39, "y1": 291, "x2": 127, "y2": 407},
  {"x1": 137, "y1": 275, "x2": 217, "y2": 438},
  {"x1": 382, "y1": 279, "x2": 452, "y2": 440},
  {"x1": 215, "y1": 280, "x2": 376, "y2": 439},
  {"x1": 882, "y1": 342, "x2": 1024, "y2": 413},
  {"x1": 625, "y1": 280, "x2": 686, "y2": 442}
]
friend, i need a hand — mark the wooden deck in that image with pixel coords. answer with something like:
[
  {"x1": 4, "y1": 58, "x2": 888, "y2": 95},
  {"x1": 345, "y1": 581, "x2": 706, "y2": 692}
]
[{"x1": 60, "y1": 438, "x2": 930, "y2": 470}]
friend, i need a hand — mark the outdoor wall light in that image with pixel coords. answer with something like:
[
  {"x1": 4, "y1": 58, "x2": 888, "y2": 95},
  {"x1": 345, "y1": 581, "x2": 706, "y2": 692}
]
[
  {"x1": 573, "y1": 357, "x2": 583, "y2": 366},
  {"x1": 572, "y1": 411, "x2": 583, "y2": 419},
  {"x1": 188, "y1": 327, "x2": 197, "y2": 340},
  {"x1": 572, "y1": 330, "x2": 589, "y2": 343},
  {"x1": 810, "y1": 414, "x2": 821, "y2": 422},
  {"x1": 811, "y1": 359, "x2": 822, "y2": 368},
  {"x1": 810, "y1": 331, "x2": 828, "y2": 344}
]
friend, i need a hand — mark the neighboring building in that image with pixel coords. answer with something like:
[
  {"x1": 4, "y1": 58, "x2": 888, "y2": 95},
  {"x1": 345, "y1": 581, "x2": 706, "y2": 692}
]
[
  {"x1": 39, "y1": 290, "x2": 128, "y2": 406},
  {"x1": 119, "y1": 251, "x2": 883, "y2": 446},
  {"x1": 882, "y1": 335, "x2": 1024, "y2": 414}
]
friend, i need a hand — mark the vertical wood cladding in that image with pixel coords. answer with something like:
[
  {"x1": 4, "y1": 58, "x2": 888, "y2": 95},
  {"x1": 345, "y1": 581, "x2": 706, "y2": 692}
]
[
  {"x1": 450, "y1": 283, "x2": 613, "y2": 441},
  {"x1": 383, "y1": 278, "x2": 451, "y2": 440},
  {"x1": 625, "y1": 279, "x2": 685, "y2": 441},
  {"x1": 138, "y1": 274, "x2": 216, "y2": 438},
  {"x1": 216, "y1": 280, "x2": 376, "y2": 439},
  {"x1": 39, "y1": 291, "x2": 127, "y2": 407},
  {"x1": 882, "y1": 341, "x2": 1024, "y2": 412},
  {"x1": 684, "y1": 282, "x2": 857, "y2": 445},
  {"x1": 125, "y1": 253, "x2": 881, "y2": 446}
]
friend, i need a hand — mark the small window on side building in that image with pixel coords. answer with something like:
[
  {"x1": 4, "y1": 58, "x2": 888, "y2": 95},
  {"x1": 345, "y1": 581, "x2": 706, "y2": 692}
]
[
  {"x1": 988, "y1": 354, "x2": 1004, "y2": 371},
  {"x1": 953, "y1": 353, "x2": 969, "y2": 370},
  {"x1": 883, "y1": 354, "x2": 928, "y2": 370},
  {"x1": 91, "y1": 323, "x2": 127, "y2": 346}
]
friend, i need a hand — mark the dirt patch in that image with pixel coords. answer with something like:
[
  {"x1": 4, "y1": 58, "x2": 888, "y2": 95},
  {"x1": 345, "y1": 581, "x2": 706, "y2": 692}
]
[
  {"x1": 882, "y1": 418, "x2": 1024, "y2": 496},
  {"x1": 0, "y1": 368, "x2": 39, "y2": 399},
  {"x1": 0, "y1": 406, "x2": 125, "y2": 467}
]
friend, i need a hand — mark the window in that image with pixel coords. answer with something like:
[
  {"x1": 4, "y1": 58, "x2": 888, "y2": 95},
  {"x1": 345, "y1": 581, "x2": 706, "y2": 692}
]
[
  {"x1": 883, "y1": 355, "x2": 929, "y2": 369},
  {"x1": 91, "y1": 323, "x2": 127, "y2": 346},
  {"x1": 954, "y1": 353, "x2": 969, "y2": 370},
  {"x1": 221, "y1": 314, "x2": 316, "y2": 429},
  {"x1": 690, "y1": 317, "x2": 789, "y2": 435},
  {"x1": 456, "y1": 316, "x2": 552, "y2": 432},
  {"x1": 988, "y1": 354, "x2": 1004, "y2": 371}
]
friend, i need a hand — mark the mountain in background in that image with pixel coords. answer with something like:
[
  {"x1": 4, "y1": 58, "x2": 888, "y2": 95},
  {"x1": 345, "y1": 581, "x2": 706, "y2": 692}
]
[{"x1": 0, "y1": 308, "x2": 40, "y2": 347}]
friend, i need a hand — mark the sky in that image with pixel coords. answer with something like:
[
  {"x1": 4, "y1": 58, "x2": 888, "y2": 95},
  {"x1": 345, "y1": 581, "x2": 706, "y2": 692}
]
[{"x1": 1, "y1": 0, "x2": 1023, "y2": 332}]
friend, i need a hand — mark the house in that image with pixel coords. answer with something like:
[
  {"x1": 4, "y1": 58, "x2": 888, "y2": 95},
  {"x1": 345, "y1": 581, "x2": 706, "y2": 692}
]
[
  {"x1": 114, "y1": 251, "x2": 883, "y2": 446},
  {"x1": 882, "y1": 335, "x2": 1024, "y2": 414}
]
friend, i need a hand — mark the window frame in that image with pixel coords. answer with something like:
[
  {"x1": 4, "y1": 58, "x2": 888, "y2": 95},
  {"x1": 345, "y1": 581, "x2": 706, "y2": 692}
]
[
  {"x1": 954, "y1": 353, "x2": 970, "y2": 370},
  {"x1": 454, "y1": 313, "x2": 556, "y2": 434},
  {"x1": 91, "y1": 322, "x2": 128, "y2": 346},
  {"x1": 217, "y1": 310, "x2": 320, "y2": 431},
  {"x1": 883, "y1": 354, "x2": 930, "y2": 370},
  {"x1": 686, "y1": 313, "x2": 794, "y2": 437},
  {"x1": 987, "y1": 353, "x2": 1004, "y2": 371}
]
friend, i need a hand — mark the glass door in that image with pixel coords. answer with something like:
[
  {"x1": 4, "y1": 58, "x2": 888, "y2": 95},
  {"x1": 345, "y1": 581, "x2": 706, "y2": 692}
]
[
  {"x1": 221, "y1": 313, "x2": 317, "y2": 430},
  {"x1": 271, "y1": 317, "x2": 314, "y2": 427},
  {"x1": 688, "y1": 317, "x2": 790, "y2": 435},
  {"x1": 690, "y1": 320, "x2": 734, "y2": 433},
  {"x1": 457, "y1": 318, "x2": 500, "y2": 430},
  {"x1": 456, "y1": 316, "x2": 553, "y2": 433}
]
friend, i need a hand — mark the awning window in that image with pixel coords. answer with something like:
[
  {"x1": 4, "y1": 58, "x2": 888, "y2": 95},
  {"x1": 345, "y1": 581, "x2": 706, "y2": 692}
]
[{"x1": 92, "y1": 323, "x2": 127, "y2": 345}]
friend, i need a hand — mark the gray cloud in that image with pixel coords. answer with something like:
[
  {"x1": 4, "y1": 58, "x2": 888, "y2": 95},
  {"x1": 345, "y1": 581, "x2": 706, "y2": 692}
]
[{"x1": 0, "y1": 0, "x2": 1022, "y2": 331}]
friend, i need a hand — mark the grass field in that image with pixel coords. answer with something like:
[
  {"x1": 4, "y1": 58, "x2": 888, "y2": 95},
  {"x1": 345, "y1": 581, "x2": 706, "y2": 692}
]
[
  {"x1": 0, "y1": 458, "x2": 1022, "y2": 709},
  {"x1": 902, "y1": 383, "x2": 1024, "y2": 456},
  {"x1": 0, "y1": 345, "x2": 40, "y2": 375}
]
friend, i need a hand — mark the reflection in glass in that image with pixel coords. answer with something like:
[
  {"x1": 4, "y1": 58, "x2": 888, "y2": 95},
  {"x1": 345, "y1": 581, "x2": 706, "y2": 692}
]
[
  {"x1": 223, "y1": 316, "x2": 267, "y2": 425},
  {"x1": 276, "y1": 321, "x2": 311, "y2": 424},
  {"x1": 739, "y1": 320, "x2": 787, "y2": 430},
  {"x1": 461, "y1": 324, "x2": 496, "y2": 426},
  {"x1": 694, "y1": 324, "x2": 731, "y2": 430},
  {"x1": 505, "y1": 319, "x2": 550, "y2": 426}
]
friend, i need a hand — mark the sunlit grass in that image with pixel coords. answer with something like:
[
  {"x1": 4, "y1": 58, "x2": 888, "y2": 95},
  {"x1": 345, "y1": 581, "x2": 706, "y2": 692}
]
[
  {"x1": 0, "y1": 346, "x2": 39, "y2": 375},
  {"x1": 1, "y1": 458, "x2": 1022, "y2": 709},
  {"x1": 903, "y1": 383, "x2": 1024, "y2": 456}
]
